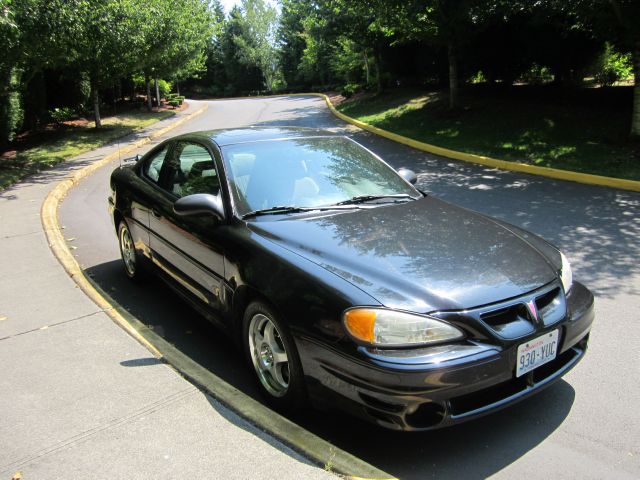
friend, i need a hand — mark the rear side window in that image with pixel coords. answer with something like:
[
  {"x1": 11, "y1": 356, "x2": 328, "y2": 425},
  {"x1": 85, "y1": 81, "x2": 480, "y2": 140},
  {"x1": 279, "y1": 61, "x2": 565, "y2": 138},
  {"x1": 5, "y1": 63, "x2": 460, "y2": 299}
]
[
  {"x1": 170, "y1": 142, "x2": 220, "y2": 198},
  {"x1": 143, "y1": 145, "x2": 170, "y2": 183}
]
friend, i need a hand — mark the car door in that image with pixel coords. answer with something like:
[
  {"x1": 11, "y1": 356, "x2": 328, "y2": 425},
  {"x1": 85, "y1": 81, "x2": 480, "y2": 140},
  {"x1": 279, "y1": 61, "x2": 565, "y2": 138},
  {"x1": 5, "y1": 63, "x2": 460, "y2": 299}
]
[
  {"x1": 147, "y1": 140, "x2": 226, "y2": 312},
  {"x1": 127, "y1": 143, "x2": 172, "y2": 256}
]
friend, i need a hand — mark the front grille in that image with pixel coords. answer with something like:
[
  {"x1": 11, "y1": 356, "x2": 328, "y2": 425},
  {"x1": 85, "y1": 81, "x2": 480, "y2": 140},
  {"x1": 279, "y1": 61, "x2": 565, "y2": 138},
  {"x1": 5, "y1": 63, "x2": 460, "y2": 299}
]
[
  {"x1": 480, "y1": 304, "x2": 534, "y2": 338},
  {"x1": 535, "y1": 287, "x2": 565, "y2": 326},
  {"x1": 432, "y1": 282, "x2": 568, "y2": 341},
  {"x1": 473, "y1": 282, "x2": 566, "y2": 339}
]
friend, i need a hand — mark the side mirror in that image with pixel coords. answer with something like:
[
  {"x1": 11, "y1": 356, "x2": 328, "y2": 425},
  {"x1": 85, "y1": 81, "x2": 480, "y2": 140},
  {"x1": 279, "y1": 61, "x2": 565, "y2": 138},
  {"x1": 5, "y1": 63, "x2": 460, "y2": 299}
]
[
  {"x1": 174, "y1": 194, "x2": 225, "y2": 221},
  {"x1": 121, "y1": 153, "x2": 142, "y2": 166},
  {"x1": 398, "y1": 167, "x2": 418, "y2": 185}
]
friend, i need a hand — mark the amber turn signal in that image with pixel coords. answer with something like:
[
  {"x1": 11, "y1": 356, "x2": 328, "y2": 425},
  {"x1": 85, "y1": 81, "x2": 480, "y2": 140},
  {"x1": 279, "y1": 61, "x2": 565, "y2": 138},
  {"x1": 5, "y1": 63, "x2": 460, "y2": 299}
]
[{"x1": 344, "y1": 309, "x2": 377, "y2": 343}]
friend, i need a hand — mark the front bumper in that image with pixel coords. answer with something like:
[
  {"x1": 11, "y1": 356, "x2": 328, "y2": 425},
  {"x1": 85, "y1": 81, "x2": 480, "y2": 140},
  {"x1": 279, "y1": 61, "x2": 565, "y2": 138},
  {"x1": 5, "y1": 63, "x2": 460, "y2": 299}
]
[{"x1": 298, "y1": 281, "x2": 594, "y2": 431}]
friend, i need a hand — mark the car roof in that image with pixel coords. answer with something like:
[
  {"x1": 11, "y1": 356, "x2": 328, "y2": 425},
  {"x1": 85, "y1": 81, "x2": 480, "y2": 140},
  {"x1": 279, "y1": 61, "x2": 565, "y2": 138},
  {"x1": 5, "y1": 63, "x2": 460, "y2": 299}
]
[{"x1": 172, "y1": 126, "x2": 341, "y2": 147}]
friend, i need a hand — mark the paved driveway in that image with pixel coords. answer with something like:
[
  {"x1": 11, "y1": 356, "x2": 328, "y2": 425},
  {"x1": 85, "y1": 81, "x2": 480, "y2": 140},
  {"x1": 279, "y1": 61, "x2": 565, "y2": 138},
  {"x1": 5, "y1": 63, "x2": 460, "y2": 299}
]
[{"x1": 60, "y1": 96, "x2": 640, "y2": 479}]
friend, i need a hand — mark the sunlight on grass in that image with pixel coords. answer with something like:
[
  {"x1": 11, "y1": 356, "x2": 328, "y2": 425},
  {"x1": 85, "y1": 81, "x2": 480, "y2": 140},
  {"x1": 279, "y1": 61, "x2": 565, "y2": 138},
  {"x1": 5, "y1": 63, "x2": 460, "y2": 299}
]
[
  {"x1": 356, "y1": 95, "x2": 434, "y2": 125},
  {"x1": 0, "y1": 110, "x2": 174, "y2": 189},
  {"x1": 435, "y1": 128, "x2": 460, "y2": 138},
  {"x1": 337, "y1": 88, "x2": 640, "y2": 180}
]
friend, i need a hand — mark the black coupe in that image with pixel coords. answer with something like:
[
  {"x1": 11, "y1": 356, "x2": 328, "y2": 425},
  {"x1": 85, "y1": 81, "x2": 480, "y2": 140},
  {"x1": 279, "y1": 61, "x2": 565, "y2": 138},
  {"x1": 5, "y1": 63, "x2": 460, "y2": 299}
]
[{"x1": 109, "y1": 127, "x2": 594, "y2": 431}]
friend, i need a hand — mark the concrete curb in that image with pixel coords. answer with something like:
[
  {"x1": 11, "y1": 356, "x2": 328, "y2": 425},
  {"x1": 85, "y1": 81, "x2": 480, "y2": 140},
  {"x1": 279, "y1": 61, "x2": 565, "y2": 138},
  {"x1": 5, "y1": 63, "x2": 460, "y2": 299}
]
[
  {"x1": 40, "y1": 101, "x2": 395, "y2": 480},
  {"x1": 204, "y1": 92, "x2": 640, "y2": 192}
]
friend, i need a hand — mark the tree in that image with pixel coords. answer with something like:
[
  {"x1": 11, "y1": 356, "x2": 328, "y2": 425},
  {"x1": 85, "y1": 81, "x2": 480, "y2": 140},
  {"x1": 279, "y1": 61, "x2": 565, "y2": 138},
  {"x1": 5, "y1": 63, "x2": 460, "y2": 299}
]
[
  {"x1": 0, "y1": 0, "x2": 82, "y2": 143},
  {"x1": 138, "y1": 0, "x2": 216, "y2": 110},
  {"x1": 231, "y1": 0, "x2": 280, "y2": 92},
  {"x1": 73, "y1": 0, "x2": 145, "y2": 127},
  {"x1": 605, "y1": 0, "x2": 640, "y2": 138}
]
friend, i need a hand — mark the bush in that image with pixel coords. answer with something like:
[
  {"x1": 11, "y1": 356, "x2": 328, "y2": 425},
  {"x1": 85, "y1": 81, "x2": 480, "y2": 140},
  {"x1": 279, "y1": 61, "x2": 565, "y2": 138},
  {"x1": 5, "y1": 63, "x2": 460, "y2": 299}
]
[
  {"x1": 157, "y1": 79, "x2": 172, "y2": 100},
  {"x1": 168, "y1": 100, "x2": 180, "y2": 108},
  {"x1": 341, "y1": 83, "x2": 362, "y2": 98},
  {"x1": 0, "y1": 71, "x2": 24, "y2": 148},
  {"x1": 519, "y1": 63, "x2": 554, "y2": 85},
  {"x1": 593, "y1": 43, "x2": 633, "y2": 87},
  {"x1": 49, "y1": 107, "x2": 76, "y2": 125}
]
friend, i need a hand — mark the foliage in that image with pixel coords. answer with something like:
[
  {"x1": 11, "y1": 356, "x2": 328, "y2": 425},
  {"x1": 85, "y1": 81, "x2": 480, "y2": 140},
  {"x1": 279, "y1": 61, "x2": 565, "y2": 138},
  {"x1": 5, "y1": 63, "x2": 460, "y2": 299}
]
[
  {"x1": 593, "y1": 42, "x2": 633, "y2": 86},
  {"x1": 341, "y1": 83, "x2": 362, "y2": 98},
  {"x1": 519, "y1": 64, "x2": 554, "y2": 85},
  {"x1": 0, "y1": 70, "x2": 23, "y2": 147},
  {"x1": 157, "y1": 79, "x2": 172, "y2": 99},
  {"x1": 49, "y1": 106, "x2": 75, "y2": 125}
]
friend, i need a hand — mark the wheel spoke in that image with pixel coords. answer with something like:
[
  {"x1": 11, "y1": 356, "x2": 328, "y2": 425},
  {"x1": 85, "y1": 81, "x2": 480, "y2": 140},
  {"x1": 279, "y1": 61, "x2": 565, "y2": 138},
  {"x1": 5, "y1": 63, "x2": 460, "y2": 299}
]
[
  {"x1": 264, "y1": 321, "x2": 276, "y2": 349},
  {"x1": 272, "y1": 349, "x2": 287, "y2": 365},
  {"x1": 271, "y1": 363, "x2": 288, "y2": 388}
]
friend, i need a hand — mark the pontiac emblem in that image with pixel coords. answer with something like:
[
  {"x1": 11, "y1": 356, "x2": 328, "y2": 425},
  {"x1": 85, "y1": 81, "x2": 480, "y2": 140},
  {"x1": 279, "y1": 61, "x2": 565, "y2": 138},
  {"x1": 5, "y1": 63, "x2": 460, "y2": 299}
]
[{"x1": 526, "y1": 300, "x2": 539, "y2": 323}]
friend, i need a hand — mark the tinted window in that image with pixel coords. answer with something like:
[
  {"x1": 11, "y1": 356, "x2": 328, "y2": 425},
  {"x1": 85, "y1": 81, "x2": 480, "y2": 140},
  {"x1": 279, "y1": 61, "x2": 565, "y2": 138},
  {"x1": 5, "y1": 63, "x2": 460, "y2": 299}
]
[
  {"x1": 169, "y1": 142, "x2": 220, "y2": 198},
  {"x1": 221, "y1": 137, "x2": 419, "y2": 215},
  {"x1": 143, "y1": 145, "x2": 169, "y2": 183}
]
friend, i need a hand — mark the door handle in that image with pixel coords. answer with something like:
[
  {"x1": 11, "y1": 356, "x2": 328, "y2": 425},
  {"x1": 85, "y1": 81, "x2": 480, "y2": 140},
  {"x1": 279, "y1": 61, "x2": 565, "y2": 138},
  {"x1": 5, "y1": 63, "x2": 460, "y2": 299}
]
[{"x1": 151, "y1": 207, "x2": 162, "y2": 218}]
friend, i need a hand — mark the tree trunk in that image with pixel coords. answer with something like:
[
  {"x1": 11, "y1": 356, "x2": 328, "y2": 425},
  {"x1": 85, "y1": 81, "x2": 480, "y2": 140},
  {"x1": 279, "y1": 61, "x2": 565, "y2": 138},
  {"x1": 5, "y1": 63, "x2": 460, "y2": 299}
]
[
  {"x1": 91, "y1": 79, "x2": 101, "y2": 129},
  {"x1": 448, "y1": 41, "x2": 459, "y2": 110},
  {"x1": 145, "y1": 76, "x2": 152, "y2": 111},
  {"x1": 155, "y1": 78, "x2": 161, "y2": 108},
  {"x1": 363, "y1": 51, "x2": 370, "y2": 85},
  {"x1": 176, "y1": 82, "x2": 180, "y2": 96},
  {"x1": 373, "y1": 50, "x2": 383, "y2": 94},
  {"x1": 631, "y1": 43, "x2": 640, "y2": 139}
]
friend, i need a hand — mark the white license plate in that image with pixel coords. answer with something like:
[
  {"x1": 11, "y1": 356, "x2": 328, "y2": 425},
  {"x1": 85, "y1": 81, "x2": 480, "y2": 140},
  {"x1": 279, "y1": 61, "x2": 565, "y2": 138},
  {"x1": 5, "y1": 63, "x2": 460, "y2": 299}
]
[{"x1": 516, "y1": 330, "x2": 559, "y2": 377}]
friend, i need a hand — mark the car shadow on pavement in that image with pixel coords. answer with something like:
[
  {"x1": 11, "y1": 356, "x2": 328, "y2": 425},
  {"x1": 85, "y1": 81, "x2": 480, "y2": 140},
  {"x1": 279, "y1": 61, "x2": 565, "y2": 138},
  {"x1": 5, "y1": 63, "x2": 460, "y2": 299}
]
[
  {"x1": 292, "y1": 380, "x2": 574, "y2": 480},
  {"x1": 85, "y1": 258, "x2": 576, "y2": 480}
]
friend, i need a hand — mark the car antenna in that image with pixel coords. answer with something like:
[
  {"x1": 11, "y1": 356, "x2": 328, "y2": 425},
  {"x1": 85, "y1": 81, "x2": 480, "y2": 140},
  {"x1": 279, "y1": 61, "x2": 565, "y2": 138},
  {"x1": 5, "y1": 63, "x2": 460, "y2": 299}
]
[{"x1": 114, "y1": 88, "x2": 122, "y2": 168}]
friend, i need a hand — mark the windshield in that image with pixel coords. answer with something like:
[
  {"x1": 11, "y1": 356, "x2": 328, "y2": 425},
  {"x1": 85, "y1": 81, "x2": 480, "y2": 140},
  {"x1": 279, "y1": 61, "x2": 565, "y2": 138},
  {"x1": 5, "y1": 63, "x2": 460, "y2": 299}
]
[{"x1": 221, "y1": 136, "x2": 419, "y2": 216}]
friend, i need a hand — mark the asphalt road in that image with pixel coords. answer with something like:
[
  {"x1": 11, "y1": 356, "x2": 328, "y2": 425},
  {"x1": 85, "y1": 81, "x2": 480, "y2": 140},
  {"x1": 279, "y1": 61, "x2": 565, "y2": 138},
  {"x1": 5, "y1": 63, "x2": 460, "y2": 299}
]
[{"x1": 59, "y1": 96, "x2": 640, "y2": 479}]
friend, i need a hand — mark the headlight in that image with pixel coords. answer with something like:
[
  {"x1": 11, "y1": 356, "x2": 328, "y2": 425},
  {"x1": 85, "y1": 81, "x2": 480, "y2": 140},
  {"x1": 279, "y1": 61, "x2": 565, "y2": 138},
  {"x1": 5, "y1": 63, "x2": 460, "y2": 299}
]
[
  {"x1": 343, "y1": 308, "x2": 464, "y2": 347},
  {"x1": 560, "y1": 251, "x2": 573, "y2": 293}
]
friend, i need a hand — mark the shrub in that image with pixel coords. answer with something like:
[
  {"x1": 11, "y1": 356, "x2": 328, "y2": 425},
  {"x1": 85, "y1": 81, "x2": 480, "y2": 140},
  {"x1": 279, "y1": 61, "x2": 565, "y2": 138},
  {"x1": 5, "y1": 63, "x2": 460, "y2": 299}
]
[
  {"x1": 157, "y1": 79, "x2": 172, "y2": 100},
  {"x1": 0, "y1": 71, "x2": 24, "y2": 148},
  {"x1": 519, "y1": 63, "x2": 554, "y2": 85},
  {"x1": 168, "y1": 100, "x2": 180, "y2": 108},
  {"x1": 49, "y1": 107, "x2": 76, "y2": 125},
  {"x1": 341, "y1": 83, "x2": 362, "y2": 98},
  {"x1": 593, "y1": 43, "x2": 633, "y2": 87}
]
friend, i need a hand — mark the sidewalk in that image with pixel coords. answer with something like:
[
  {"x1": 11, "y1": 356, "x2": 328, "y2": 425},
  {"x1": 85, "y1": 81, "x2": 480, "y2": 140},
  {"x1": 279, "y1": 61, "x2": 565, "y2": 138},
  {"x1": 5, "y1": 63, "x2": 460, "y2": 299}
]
[{"x1": 0, "y1": 102, "x2": 334, "y2": 479}]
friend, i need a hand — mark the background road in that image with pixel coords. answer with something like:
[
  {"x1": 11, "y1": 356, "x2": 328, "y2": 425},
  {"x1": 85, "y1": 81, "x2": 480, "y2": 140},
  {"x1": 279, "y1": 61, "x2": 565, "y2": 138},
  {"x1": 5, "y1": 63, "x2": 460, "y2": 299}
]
[{"x1": 60, "y1": 96, "x2": 640, "y2": 479}]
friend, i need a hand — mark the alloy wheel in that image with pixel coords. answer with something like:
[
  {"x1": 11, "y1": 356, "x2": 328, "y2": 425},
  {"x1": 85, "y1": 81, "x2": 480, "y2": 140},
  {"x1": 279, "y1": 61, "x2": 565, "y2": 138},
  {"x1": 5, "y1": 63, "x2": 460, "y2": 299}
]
[
  {"x1": 119, "y1": 224, "x2": 136, "y2": 277},
  {"x1": 248, "y1": 313, "x2": 290, "y2": 397}
]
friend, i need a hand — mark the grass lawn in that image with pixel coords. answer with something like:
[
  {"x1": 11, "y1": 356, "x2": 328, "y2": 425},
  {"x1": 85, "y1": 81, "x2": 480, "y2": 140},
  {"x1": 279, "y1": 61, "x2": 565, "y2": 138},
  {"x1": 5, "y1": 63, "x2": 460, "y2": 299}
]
[
  {"x1": 0, "y1": 110, "x2": 175, "y2": 190},
  {"x1": 337, "y1": 86, "x2": 640, "y2": 180}
]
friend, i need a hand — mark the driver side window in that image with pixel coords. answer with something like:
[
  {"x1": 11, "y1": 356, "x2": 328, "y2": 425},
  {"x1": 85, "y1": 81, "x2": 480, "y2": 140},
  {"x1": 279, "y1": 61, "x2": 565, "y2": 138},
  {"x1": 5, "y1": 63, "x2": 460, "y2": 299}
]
[
  {"x1": 143, "y1": 145, "x2": 170, "y2": 183},
  {"x1": 170, "y1": 142, "x2": 220, "y2": 198}
]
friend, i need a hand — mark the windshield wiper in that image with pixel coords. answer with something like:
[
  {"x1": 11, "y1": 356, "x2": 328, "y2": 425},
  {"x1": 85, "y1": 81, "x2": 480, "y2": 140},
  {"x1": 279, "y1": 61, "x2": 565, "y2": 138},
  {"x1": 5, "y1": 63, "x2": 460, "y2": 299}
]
[
  {"x1": 335, "y1": 193, "x2": 417, "y2": 206},
  {"x1": 242, "y1": 204, "x2": 359, "y2": 219}
]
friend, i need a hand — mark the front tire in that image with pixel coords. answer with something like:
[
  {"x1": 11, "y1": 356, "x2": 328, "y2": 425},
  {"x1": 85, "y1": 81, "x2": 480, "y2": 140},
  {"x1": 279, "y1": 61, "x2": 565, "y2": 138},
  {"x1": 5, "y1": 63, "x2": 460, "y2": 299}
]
[
  {"x1": 118, "y1": 220, "x2": 143, "y2": 281},
  {"x1": 243, "y1": 301, "x2": 306, "y2": 410}
]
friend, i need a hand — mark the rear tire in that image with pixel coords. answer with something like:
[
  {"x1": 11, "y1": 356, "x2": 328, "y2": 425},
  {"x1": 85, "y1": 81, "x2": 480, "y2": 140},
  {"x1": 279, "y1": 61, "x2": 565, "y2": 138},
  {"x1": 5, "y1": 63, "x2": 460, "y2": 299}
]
[
  {"x1": 118, "y1": 220, "x2": 144, "y2": 282},
  {"x1": 243, "y1": 301, "x2": 306, "y2": 410}
]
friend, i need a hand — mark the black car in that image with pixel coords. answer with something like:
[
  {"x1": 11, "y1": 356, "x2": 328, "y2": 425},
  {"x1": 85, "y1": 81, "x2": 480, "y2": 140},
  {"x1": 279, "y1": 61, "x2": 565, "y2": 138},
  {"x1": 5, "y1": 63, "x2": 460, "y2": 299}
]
[{"x1": 108, "y1": 127, "x2": 594, "y2": 431}]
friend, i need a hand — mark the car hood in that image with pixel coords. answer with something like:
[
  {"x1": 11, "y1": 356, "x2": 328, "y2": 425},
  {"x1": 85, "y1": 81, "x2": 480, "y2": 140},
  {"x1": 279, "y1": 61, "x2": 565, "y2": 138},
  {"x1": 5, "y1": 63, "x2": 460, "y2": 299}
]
[{"x1": 248, "y1": 197, "x2": 559, "y2": 312}]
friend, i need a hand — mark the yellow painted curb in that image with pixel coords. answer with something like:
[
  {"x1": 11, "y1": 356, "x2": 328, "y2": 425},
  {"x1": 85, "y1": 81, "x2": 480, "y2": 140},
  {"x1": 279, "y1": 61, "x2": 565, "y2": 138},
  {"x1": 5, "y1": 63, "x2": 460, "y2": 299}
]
[
  {"x1": 41, "y1": 103, "x2": 208, "y2": 357},
  {"x1": 203, "y1": 92, "x2": 640, "y2": 192}
]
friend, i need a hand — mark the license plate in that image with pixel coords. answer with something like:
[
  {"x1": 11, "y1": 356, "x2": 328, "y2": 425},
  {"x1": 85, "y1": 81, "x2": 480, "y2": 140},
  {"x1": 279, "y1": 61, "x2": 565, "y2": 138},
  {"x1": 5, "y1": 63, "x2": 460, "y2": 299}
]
[{"x1": 516, "y1": 330, "x2": 559, "y2": 377}]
